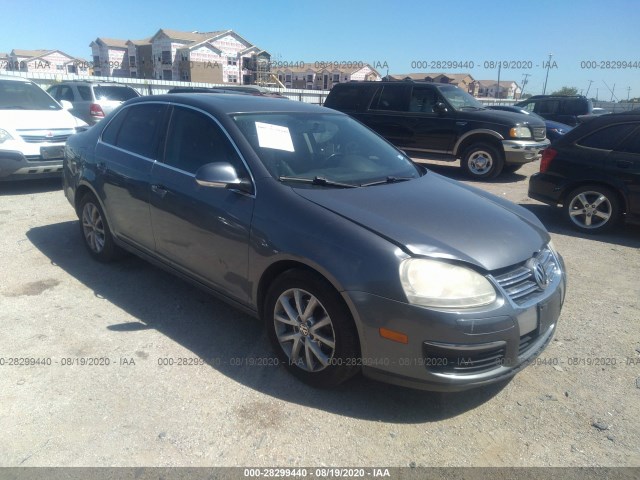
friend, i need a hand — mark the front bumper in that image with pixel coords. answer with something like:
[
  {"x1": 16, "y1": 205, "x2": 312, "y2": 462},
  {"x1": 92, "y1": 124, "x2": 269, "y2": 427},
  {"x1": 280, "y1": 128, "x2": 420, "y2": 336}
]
[
  {"x1": 0, "y1": 145, "x2": 65, "y2": 180},
  {"x1": 502, "y1": 139, "x2": 550, "y2": 165},
  {"x1": 343, "y1": 254, "x2": 566, "y2": 392}
]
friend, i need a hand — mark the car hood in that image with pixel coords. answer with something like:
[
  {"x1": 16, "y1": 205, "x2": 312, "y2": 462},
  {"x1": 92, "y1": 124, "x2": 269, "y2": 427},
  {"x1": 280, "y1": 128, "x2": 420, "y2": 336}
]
[
  {"x1": 460, "y1": 108, "x2": 546, "y2": 128},
  {"x1": 293, "y1": 173, "x2": 549, "y2": 272},
  {"x1": 0, "y1": 109, "x2": 83, "y2": 130}
]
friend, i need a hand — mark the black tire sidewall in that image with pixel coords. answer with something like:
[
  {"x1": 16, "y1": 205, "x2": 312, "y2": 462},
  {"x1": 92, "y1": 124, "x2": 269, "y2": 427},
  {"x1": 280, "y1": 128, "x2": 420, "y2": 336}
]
[{"x1": 264, "y1": 269, "x2": 360, "y2": 388}]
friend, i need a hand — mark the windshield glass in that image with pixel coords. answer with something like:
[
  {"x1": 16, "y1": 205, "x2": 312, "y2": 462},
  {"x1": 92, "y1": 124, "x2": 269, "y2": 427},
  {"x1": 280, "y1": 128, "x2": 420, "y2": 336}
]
[
  {"x1": 438, "y1": 85, "x2": 485, "y2": 110},
  {"x1": 0, "y1": 80, "x2": 61, "y2": 110},
  {"x1": 232, "y1": 112, "x2": 421, "y2": 187}
]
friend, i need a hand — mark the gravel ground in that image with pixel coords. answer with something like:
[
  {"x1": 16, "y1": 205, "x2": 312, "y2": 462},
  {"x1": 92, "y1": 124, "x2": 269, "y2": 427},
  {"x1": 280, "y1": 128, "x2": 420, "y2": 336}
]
[{"x1": 0, "y1": 160, "x2": 639, "y2": 468}]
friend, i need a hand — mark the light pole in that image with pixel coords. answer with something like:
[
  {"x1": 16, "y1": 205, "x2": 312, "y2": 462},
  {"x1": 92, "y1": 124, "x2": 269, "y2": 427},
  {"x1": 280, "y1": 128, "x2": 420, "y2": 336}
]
[{"x1": 542, "y1": 53, "x2": 553, "y2": 95}]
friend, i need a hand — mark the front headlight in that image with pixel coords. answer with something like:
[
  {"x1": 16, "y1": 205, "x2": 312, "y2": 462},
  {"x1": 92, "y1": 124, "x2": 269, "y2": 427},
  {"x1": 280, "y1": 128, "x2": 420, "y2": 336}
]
[
  {"x1": 509, "y1": 126, "x2": 532, "y2": 139},
  {"x1": 0, "y1": 128, "x2": 15, "y2": 143},
  {"x1": 399, "y1": 258, "x2": 497, "y2": 308}
]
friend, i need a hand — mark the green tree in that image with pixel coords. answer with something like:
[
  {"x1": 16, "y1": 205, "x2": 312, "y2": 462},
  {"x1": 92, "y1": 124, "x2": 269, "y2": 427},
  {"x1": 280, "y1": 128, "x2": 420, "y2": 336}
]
[{"x1": 551, "y1": 86, "x2": 579, "y2": 96}]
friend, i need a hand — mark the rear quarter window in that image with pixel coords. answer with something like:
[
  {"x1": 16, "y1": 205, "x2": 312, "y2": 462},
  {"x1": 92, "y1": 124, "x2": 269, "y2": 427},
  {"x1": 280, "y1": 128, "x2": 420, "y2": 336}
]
[{"x1": 325, "y1": 85, "x2": 374, "y2": 111}]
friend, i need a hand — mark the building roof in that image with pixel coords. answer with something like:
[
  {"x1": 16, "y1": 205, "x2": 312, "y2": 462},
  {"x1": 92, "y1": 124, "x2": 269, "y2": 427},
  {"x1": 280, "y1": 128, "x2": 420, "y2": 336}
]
[
  {"x1": 154, "y1": 29, "x2": 229, "y2": 44},
  {"x1": 388, "y1": 72, "x2": 475, "y2": 84},
  {"x1": 11, "y1": 49, "x2": 52, "y2": 58},
  {"x1": 127, "y1": 37, "x2": 152, "y2": 46},
  {"x1": 93, "y1": 38, "x2": 129, "y2": 48},
  {"x1": 477, "y1": 80, "x2": 520, "y2": 88}
]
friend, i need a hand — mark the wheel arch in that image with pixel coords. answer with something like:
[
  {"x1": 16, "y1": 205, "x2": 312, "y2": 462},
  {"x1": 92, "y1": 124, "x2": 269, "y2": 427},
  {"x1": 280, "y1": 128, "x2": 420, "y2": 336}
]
[
  {"x1": 256, "y1": 259, "x2": 363, "y2": 357},
  {"x1": 453, "y1": 130, "x2": 504, "y2": 158}
]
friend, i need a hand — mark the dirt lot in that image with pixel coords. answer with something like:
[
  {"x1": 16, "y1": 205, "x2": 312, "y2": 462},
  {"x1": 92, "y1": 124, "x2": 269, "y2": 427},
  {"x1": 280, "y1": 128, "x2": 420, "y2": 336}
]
[{"x1": 0, "y1": 160, "x2": 639, "y2": 468}]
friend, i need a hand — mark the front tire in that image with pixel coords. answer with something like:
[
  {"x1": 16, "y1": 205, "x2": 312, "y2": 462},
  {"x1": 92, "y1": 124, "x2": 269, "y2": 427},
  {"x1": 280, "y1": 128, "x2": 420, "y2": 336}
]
[
  {"x1": 461, "y1": 143, "x2": 504, "y2": 179},
  {"x1": 78, "y1": 193, "x2": 121, "y2": 262},
  {"x1": 564, "y1": 185, "x2": 620, "y2": 233},
  {"x1": 264, "y1": 269, "x2": 360, "y2": 388}
]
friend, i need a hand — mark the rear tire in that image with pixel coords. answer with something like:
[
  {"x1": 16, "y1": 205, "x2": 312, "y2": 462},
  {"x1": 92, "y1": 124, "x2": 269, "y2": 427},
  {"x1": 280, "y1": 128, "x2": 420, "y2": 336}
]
[
  {"x1": 461, "y1": 143, "x2": 504, "y2": 179},
  {"x1": 78, "y1": 193, "x2": 122, "y2": 262},
  {"x1": 564, "y1": 185, "x2": 620, "y2": 233},
  {"x1": 264, "y1": 269, "x2": 360, "y2": 388}
]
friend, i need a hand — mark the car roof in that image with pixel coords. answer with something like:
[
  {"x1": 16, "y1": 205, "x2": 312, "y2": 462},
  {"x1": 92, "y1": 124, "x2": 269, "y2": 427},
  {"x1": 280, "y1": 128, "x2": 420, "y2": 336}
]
[
  {"x1": 127, "y1": 93, "x2": 329, "y2": 115},
  {"x1": 0, "y1": 74, "x2": 36, "y2": 83},
  {"x1": 558, "y1": 111, "x2": 640, "y2": 142}
]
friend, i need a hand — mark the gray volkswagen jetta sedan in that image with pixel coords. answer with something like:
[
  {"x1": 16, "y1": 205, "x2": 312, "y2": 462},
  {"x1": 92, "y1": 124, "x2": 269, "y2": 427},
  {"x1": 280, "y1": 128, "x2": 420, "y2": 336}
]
[{"x1": 63, "y1": 94, "x2": 566, "y2": 391}]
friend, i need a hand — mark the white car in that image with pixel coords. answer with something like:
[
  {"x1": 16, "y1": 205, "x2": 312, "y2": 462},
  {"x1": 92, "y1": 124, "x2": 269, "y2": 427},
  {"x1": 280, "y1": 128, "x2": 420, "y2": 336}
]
[{"x1": 0, "y1": 75, "x2": 88, "y2": 181}]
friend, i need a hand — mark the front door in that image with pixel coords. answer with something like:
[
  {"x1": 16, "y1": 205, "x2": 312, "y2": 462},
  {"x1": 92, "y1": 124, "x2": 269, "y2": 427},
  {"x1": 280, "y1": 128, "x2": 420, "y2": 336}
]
[{"x1": 149, "y1": 105, "x2": 255, "y2": 302}]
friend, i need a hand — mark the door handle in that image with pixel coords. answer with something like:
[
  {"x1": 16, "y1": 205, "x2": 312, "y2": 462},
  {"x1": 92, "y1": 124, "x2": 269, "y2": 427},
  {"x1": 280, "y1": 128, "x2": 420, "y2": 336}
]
[
  {"x1": 616, "y1": 160, "x2": 632, "y2": 169},
  {"x1": 96, "y1": 162, "x2": 107, "y2": 173},
  {"x1": 151, "y1": 184, "x2": 169, "y2": 198}
]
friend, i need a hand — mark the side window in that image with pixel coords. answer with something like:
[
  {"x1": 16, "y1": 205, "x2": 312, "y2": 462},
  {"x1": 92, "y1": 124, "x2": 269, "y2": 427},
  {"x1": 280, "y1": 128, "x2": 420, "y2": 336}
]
[
  {"x1": 536, "y1": 100, "x2": 560, "y2": 115},
  {"x1": 113, "y1": 103, "x2": 166, "y2": 158},
  {"x1": 163, "y1": 106, "x2": 246, "y2": 175},
  {"x1": 577, "y1": 123, "x2": 638, "y2": 150},
  {"x1": 409, "y1": 87, "x2": 437, "y2": 113},
  {"x1": 370, "y1": 85, "x2": 408, "y2": 111},
  {"x1": 77, "y1": 86, "x2": 92, "y2": 101},
  {"x1": 59, "y1": 85, "x2": 74, "y2": 102},
  {"x1": 47, "y1": 86, "x2": 59, "y2": 100},
  {"x1": 101, "y1": 107, "x2": 128, "y2": 145},
  {"x1": 615, "y1": 125, "x2": 640, "y2": 154},
  {"x1": 520, "y1": 101, "x2": 534, "y2": 112}
]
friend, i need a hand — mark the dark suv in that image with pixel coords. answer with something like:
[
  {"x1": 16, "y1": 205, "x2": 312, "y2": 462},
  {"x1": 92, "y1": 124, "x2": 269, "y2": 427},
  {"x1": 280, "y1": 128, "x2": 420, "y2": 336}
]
[
  {"x1": 515, "y1": 95, "x2": 593, "y2": 127},
  {"x1": 529, "y1": 111, "x2": 640, "y2": 232},
  {"x1": 325, "y1": 81, "x2": 549, "y2": 179},
  {"x1": 47, "y1": 81, "x2": 140, "y2": 125}
]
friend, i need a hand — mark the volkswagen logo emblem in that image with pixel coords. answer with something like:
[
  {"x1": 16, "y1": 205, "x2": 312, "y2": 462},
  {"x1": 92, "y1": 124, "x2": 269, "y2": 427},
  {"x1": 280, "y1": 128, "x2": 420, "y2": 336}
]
[{"x1": 528, "y1": 258, "x2": 549, "y2": 289}]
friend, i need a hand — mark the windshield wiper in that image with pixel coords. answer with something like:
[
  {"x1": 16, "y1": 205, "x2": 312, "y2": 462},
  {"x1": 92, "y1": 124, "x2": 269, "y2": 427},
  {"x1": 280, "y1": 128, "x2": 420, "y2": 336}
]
[
  {"x1": 278, "y1": 176, "x2": 358, "y2": 188},
  {"x1": 360, "y1": 176, "x2": 415, "y2": 187}
]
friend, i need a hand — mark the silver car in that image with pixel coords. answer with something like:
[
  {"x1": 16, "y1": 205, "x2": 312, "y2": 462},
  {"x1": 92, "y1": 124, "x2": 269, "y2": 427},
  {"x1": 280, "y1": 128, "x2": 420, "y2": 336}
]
[{"x1": 47, "y1": 81, "x2": 140, "y2": 125}]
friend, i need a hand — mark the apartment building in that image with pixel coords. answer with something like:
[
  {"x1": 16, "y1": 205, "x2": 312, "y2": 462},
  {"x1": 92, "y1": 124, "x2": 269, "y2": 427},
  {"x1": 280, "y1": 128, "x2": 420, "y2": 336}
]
[
  {"x1": 275, "y1": 63, "x2": 381, "y2": 90},
  {"x1": 476, "y1": 80, "x2": 521, "y2": 99},
  {"x1": 385, "y1": 72, "x2": 479, "y2": 96},
  {"x1": 4, "y1": 49, "x2": 88, "y2": 74}
]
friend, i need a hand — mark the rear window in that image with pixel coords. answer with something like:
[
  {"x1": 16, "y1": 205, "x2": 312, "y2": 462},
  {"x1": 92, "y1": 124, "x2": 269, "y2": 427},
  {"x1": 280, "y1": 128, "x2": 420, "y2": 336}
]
[{"x1": 93, "y1": 86, "x2": 139, "y2": 102}]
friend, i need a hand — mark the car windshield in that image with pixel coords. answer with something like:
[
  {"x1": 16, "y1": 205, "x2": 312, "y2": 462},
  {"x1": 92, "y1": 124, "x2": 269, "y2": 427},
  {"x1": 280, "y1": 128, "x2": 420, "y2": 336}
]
[
  {"x1": 93, "y1": 86, "x2": 139, "y2": 102},
  {"x1": 438, "y1": 85, "x2": 486, "y2": 111},
  {"x1": 0, "y1": 80, "x2": 61, "y2": 110},
  {"x1": 232, "y1": 112, "x2": 422, "y2": 187}
]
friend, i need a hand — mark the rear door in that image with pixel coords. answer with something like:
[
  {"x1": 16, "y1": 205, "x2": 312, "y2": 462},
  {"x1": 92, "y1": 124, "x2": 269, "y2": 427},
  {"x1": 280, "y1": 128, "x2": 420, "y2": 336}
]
[
  {"x1": 95, "y1": 102, "x2": 168, "y2": 252},
  {"x1": 149, "y1": 105, "x2": 255, "y2": 302},
  {"x1": 605, "y1": 123, "x2": 640, "y2": 216},
  {"x1": 357, "y1": 84, "x2": 411, "y2": 148}
]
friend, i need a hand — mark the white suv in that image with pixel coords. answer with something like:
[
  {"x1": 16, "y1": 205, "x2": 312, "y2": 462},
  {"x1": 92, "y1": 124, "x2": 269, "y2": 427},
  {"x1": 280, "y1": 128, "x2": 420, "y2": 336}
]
[{"x1": 0, "y1": 75, "x2": 88, "y2": 181}]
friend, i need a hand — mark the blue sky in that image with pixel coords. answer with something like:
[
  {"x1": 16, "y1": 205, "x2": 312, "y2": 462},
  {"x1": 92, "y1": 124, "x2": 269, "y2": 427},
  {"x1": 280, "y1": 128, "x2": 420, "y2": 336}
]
[{"x1": 3, "y1": 0, "x2": 640, "y2": 99}]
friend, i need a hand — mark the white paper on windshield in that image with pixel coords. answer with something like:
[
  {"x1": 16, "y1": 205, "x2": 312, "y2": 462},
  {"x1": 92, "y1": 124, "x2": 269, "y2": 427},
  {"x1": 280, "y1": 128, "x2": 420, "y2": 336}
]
[{"x1": 255, "y1": 122, "x2": 295, "y2": 152}]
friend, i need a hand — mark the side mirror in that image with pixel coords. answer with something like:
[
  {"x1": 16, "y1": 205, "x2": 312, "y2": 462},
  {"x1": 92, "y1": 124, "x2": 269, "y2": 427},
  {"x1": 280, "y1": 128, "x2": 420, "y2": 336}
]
[
  {"x1": 195, "y1": 162, "x2": 253, "y2": 194},
  {"x1": 60, "y1": 100, "x2": 73, "y2": 110},
  {"x1": 434, "y1": 102, "x2": 448, "y2": 114}
]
